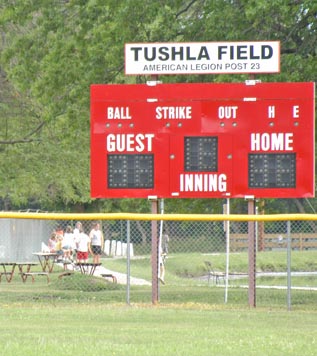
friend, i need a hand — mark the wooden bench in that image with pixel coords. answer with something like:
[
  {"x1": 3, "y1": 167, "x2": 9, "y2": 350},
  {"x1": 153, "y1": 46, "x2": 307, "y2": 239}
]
[
  {"x1": 61, "y1": 260, "x2": 74, "y2": 271},
  {"x1": 21, "y1": 272, "x2": 50, "y2": 283},
  {"x1": 100, "y1": 273, "x2": 117, "y2": 283},
  {"x1": 58, "y1": 271, "x2": 75, "y2": 279},
  {"x1": 230, "y1": 233, "x2": 317, "y2": 251}
]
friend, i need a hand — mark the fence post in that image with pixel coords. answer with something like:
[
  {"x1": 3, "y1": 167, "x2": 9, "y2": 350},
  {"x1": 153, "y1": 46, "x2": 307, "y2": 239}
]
[{"x1": 258, "y1": 200, "x2": 265, "y2": 251}]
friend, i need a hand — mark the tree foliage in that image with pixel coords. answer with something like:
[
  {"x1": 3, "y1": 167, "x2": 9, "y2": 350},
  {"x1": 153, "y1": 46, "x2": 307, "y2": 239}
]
[{"x1": 0, "y1": 0, "x2": 316, "y2": 212}]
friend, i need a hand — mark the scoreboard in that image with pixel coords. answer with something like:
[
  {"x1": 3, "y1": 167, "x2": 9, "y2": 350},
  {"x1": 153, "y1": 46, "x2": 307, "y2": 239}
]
[{"x1": 90, "y1": 82, "x2": 315, "y2": 199}]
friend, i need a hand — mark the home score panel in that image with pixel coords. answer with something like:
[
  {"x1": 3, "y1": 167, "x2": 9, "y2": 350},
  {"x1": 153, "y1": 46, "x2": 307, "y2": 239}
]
[{"x1": 90, "y1": 82, "x2": 315, "y2": 199}]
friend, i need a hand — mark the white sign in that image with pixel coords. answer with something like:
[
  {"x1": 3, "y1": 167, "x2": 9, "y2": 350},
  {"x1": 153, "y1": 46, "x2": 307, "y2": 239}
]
[{"x1": 125, "y1": 41, "x2": 280, "y2": 75}]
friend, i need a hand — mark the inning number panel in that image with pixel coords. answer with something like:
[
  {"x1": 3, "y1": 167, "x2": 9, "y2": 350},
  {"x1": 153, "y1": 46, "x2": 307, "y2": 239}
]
[{"x1": 184, "y1": 137, "x2": 218, "y2": 172}]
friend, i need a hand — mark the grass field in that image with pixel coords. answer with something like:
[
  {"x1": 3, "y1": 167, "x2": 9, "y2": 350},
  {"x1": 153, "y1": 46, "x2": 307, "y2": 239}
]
[
  {"x1": 1, "y1": 250, "x2": 317, "y2": 355},
  {"x1": 1, "y1": 302, "x2": 317, "y2": 356}
]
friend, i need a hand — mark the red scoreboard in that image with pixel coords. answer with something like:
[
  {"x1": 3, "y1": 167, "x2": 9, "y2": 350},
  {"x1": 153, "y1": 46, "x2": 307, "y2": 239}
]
[{"x1": 90, "y1": 82, "x2": 315, "y2": 199}]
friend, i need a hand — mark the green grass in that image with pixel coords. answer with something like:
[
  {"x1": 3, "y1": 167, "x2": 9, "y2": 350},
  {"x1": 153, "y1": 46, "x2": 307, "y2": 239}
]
[
  {"x1": 105, "y1": 250, "x2": 317, "y2": 277},
  {"x1": 1, "y1": 250, "x2": 316, "y2": 308},
  {"x1": 1, "y1": 251, "x2": 317, "y2": 355},
  {"x1": 0, "y1": 303, "x2": 317, "y2": 356}
]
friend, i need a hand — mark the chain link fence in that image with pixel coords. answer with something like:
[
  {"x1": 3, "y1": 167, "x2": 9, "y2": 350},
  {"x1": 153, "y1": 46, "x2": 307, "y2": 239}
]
[{"x1": 0, "y1": 213, "x2": 316, "y2": 309}]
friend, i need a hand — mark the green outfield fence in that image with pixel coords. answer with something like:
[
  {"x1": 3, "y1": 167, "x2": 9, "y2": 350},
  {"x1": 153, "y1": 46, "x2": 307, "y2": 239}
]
[{"x1": 0, "y1": 211, "x2": 317, "y2": 309}]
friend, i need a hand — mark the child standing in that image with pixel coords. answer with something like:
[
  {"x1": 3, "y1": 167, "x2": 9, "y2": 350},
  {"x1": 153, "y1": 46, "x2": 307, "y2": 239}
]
[
  {"x1": 75, "y1": 227, "x2": 91, "y2": 263},
  {"x1": 62, "y1": 225, "x2": 74, "y2": 261},
  {"x1": 89, "y1": 222, "x2": 104, "y2": 264}
]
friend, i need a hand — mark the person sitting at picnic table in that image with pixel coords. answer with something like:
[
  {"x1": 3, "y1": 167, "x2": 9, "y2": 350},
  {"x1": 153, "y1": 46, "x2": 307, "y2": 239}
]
[
  {"x1": 48, "y1": 232, "x2": 57, "y2": 252},
  {"x1": 75, "y1": 226, "x2": 91, "y2": 263},
  {"x1": 48, "y1": 232, "x2": 63, "y2": 260},
  {"x1": 54, "y1": 235, "x2": 64, "y2": 261}
]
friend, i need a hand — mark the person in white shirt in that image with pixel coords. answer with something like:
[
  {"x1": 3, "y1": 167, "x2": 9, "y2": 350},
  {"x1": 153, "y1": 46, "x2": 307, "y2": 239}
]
[
  {"x1": 73, "y1": 221, "x2": 82, "y2": 261},
  {"x1": 75, "y1": 227, "x2": 90, "y2": 263},
  {"x1": 73, "y1": 221, "x2": 82, "y2": 239},
  {"x1": 62, "y1": 225, "x2": 74, "y2": 261},
  {"x1": 89, "y1": 222, "x2": 104, "y2": 264}
]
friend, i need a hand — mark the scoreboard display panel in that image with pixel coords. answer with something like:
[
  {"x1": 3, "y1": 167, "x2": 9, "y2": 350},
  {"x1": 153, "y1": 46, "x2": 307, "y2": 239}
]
[
  {"x1": 90, "y1": 82, "x2": 315, "y2": 199},
  {"x1": 184, "y1": 137, "x2": 218, "y2": 172},
  {"x1": 107, "y1": 154, "x2": 154, "y2": 189},
  {"x1": 248, "y1": 153, "x2": 296, "y2": 188}
]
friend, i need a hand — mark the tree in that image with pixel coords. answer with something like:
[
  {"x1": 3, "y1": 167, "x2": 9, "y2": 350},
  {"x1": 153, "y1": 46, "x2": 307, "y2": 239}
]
[{"x1": 0, "y1": 0, "x2": 316, "y2": 213}]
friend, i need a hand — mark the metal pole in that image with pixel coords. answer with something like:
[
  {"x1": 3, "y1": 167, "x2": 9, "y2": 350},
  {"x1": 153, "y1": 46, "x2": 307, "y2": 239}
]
[
  {"x1": 255, "y1": 206, "x2": 258, "y2": 252},
  {"x1": 287, "y1": 220, "x2": 291, "y2": 311},
  {"x1": 158, "y1": 199, "x2": 164, "y2": 300},
  {"x1": 151, "y1": 199, "x2": 159, "y2": 304},
  {"x1": 248, "y1": 199, "x2": 256, "y2": 307},
  {"x1": 126, "y1": 220, "x2": 131, "y2": 305},
  {"x1": 224, "y1": 198, "x2": 230, "y2": 303}
]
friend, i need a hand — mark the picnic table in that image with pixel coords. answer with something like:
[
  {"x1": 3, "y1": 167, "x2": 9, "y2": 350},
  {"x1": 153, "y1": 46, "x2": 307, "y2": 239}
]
[
  {"x1": 75, "y1": 263, "x2": 101, "y2": 276},
  {"x1": 0, "y1": 262, "x2": 40, "y2": 282},
  {"x1": 0, "y1": 262, "x2": 17, "y2": 282},
  {"x1": 32, "y1": 252, "x2": 59, "y2": 273},
  {"x1": 16, "y1": 262, "x2": 41, "y2": 282}
]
